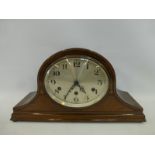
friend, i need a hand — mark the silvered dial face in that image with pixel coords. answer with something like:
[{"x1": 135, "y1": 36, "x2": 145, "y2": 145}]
[{"x1": 44, "y1": 57, "x2": 109, "y2": 108}]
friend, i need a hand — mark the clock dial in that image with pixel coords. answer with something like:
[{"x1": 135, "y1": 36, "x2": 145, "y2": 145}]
[{"x1": 44, "y1": 57, "x2": 109, "y2": 108}]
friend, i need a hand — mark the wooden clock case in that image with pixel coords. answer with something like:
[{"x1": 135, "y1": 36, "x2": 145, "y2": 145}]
[{"x1": 11, "y1": 48, "x2": 145, "y2": 122}]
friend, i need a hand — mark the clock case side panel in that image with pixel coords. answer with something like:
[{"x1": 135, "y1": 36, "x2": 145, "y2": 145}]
[
  {"x1": 11, "y1": 91, "x2": 145, "y2": 122},
  {"x1": 11, "y1": 48, "x2": 145, "y2": 122}
]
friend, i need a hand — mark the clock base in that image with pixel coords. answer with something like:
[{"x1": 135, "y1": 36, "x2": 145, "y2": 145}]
[
  {"x1": 11, "y1": 91, "x2": 145, "y2": 122},
  {"x1": 11, "y1": 112, "x2": 145, "y2": 122}
]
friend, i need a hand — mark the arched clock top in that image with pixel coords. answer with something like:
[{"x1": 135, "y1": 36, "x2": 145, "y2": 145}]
[{"x1": 37, "y1": 48, "x2": 116, "y2": 95}]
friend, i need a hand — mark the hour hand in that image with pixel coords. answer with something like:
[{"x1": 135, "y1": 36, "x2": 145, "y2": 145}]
[{"x1": 77, "y1": 83, "x2": 86, "y2": 94}]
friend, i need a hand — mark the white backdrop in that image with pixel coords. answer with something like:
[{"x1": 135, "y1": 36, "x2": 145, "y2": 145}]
[{"x1": 0, "y1": 19, "x2": 155, "y2": 134}]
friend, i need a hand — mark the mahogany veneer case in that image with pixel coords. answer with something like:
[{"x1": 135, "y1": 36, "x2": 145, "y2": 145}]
[{"x1": 11, "y1": 48, "x2": 146, "y2": 122}]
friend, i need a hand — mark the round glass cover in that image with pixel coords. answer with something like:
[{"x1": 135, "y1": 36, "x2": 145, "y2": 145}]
[{"x1": 44, "y1": 56, "x2": 109, "y2": 108}]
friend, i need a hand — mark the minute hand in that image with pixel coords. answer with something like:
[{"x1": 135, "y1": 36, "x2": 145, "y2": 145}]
[
  {"x1": 64, "y1": 83, "x2": 76, "y2": 100},
  {"x1": 66, "y1": 58, "x2": 77, "y2": 81},
  {"x1": 77, "y1": 60, "x2": 88, "y2": 81}
]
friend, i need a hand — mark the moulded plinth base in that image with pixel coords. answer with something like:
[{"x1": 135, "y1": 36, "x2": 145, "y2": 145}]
[
  {"x1": 11, "y1": 91, "x2": 145, "y2": 122},
  {"x1": 11, "y1": 112, "x2": 145, "y2": 122}
]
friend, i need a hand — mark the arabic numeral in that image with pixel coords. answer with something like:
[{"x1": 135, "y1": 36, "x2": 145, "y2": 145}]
[
  {"x1": 86, "y1": 96, "x2": 89, "y2": 101},
  {"x1": 55, "y1": 89, "x2": 59, "y2": 94},
  {"x1": 86, "y1": 63, "x2": 89, "y2": 69},
  {"x1": 91, "y1": 88, "x2": 98, "y2": 94},
  {"x1": 62, "y1": 63, "x2": 67, "y2": 69},
  {"x1": 74, "y1": 97, "x2": 79, "y2": 103},
  {"x1": 53, "y1": 71, "x2": 60, "y2": 76},
  {"x1": 51, "y1": 79, "x2": 56, "y2": 84},
  {"x1": 74, "y1": 60, "x2": 80, "y2": 67},
  {"x1": 97, "y1": 80, "x2": 103, "y2": 85},
  {"x1": 55, "y1": 87, "x2": 62, "y2": 94},
  {"x1": 94, "y1": 67, "x2": 101, "y2": 75}
]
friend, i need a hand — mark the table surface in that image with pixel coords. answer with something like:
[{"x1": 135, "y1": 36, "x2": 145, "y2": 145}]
[{"x1": 0, "y1": 91, "x2": 154, "y2": 135}]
